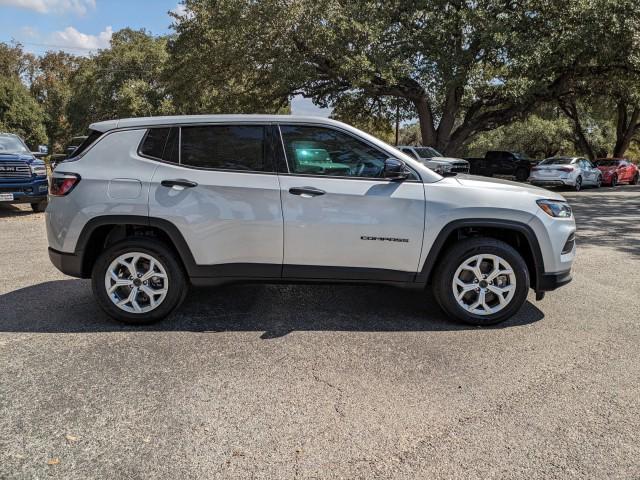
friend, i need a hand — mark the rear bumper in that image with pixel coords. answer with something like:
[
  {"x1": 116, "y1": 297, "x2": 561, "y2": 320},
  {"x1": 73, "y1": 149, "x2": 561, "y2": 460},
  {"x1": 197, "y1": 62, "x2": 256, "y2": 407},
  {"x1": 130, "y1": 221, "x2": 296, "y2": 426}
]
[
  {"x1": 529, "y1": 179, "x2": 570, "y2": 187},
  {"x1": 537, "y1": 269, "x2": 572, "y2": 292},
  {"x1": 48, "y1": 247, "x2": 84, "y2": 278}
]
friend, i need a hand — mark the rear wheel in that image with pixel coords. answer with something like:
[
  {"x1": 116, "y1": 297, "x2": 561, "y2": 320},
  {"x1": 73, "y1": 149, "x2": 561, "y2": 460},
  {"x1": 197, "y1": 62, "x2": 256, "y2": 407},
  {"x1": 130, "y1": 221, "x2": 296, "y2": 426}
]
[
  {"x1": 515, "y1": 168, "x2": 529, "y2": 182},
  {"x1": 595, "y1": 175, "x2": 602, "y2": 188},
  {"x1": 611, "y1": 175, "x2": 617, "y2": 187},
  {"x1": 31, "y1": 200, "x2": 47, "y2": 213},
  {"x1": 433, "y1": 238, "x2": 530, "y2": 326},
  {"x1": 574, "y1": 176, "x2": 582, "y2": 191},
  {"x1": 92, "y1": 239, "x2": 188, "y2": 324},
  {"x1": 632, "y1": 173, "x2": 639, "y2": 185}
]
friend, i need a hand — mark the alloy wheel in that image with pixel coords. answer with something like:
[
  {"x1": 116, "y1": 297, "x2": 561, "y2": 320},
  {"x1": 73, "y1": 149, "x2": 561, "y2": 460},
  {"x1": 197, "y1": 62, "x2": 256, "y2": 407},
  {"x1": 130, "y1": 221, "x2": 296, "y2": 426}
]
[
  {"x1": 104, "y1": 252, "x2": 169, "y2": 314},
  {"x1": 452, "y1": 254, "x2": 516, "y2": 316}
]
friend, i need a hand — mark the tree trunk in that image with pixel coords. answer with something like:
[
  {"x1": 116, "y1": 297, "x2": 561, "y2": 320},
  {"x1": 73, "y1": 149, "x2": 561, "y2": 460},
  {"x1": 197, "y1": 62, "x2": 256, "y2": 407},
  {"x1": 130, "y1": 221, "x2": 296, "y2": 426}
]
[
  {"x1": 413, "y1": 96, "x2": 437, "y2": 147},
  {"x1": 558, "y1": 98, "x2": 596, "y2": 160},
  {"x1": 613, "y1": 102, "x2": 639, "y2": 158}
]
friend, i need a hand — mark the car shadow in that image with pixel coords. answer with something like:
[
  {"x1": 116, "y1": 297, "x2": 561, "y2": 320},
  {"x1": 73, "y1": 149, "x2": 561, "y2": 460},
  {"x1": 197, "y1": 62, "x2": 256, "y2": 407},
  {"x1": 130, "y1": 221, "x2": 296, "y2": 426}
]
[
  {"x1": 0, "y1": 279, "x2": 544, "y2": 337},
  {"x1": 0, "y1": 203, "x2": 35, "y2": 218},
  {"x1": 564, "y1": 187, "x2": 640, "y2": 258}
]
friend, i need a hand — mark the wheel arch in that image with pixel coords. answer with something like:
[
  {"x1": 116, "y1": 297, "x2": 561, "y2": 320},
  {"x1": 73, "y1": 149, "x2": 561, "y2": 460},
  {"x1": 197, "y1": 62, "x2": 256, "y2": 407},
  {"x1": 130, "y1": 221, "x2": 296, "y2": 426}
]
[
  {"x1": 416, "y1": 219, "x2": 544, "y2": 291},
  {"x1": 75, "y1": 215, "x2": 197, "y2": 278}
]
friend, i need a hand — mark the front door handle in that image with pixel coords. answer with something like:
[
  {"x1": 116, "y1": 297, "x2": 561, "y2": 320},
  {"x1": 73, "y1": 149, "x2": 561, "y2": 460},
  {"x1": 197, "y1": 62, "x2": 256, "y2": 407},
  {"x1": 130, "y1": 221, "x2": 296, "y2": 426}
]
[
  {"x1": 161, "y1": 179, "x2": 198, "y2": 189},
  {"x1": 289, "y1": 186, "x2": 326, "y2": 197}
]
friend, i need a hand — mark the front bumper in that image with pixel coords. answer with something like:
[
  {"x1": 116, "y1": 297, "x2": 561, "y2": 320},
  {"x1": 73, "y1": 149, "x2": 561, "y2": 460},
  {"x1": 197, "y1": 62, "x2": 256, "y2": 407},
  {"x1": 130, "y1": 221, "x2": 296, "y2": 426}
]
[
  {"x1": 537, "y1": 269, "x2": 572, "y2": 291},
  {"x1": 48, "y1": 247, "x2": 84, "y2": 278},
  {"x1": 0, "y1": 178, "x2": 48, "y2": 203}
]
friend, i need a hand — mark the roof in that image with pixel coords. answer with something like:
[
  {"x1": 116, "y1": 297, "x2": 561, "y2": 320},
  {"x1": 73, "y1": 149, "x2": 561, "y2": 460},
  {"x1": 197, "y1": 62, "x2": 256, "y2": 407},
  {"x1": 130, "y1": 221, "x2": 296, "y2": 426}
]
[{"x1": 89, "y1": 114, "x2": 345, "y2": 132}]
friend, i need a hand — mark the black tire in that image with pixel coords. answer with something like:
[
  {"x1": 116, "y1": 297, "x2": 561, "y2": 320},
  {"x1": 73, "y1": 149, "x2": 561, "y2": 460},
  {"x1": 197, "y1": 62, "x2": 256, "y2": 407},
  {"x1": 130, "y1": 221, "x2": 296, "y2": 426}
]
[
  {"x1": 631, "y1": 173, "x2": 639, "y2": 185},
  {"x1": 595, "y1": 175, "x2": 602, "y2": 188},
  {"x1": 91, "y1": 238, "x2": 188, "y2": 324},
  {"x1": 574, "y1": 176, "x2": 582, "y2": 192},
  {"x1": 432, "y1": 237, "x2": 530, "y2": 326},
  {"x1": 515, "y1": 168, "x2": 529, "y2": 182},
  {"x1": 610, "y1": 175, "x2": 617, "y2": 188},
  {"x1": 31, "y1": 200, "x2": 47, "y2": 213}
]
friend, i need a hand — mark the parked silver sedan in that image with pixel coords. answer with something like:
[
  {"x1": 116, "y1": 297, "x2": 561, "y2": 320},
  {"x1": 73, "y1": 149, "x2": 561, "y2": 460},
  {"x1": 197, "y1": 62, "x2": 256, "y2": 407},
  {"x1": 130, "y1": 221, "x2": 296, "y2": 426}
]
[{"x1": 529, "y1": 157, "x2": 602, "y2": 191}]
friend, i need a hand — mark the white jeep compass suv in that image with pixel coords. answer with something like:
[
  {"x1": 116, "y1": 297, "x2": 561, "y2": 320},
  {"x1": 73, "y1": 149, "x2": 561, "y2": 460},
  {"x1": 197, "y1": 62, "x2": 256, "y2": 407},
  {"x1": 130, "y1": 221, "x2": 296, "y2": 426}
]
[{"x1": 46, "y1": 115, "x2": 576, "y2": 326}]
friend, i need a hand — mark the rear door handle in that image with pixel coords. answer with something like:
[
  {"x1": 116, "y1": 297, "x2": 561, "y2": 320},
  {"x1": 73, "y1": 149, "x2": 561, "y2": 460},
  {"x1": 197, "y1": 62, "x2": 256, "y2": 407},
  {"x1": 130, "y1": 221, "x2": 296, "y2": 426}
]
[
  {"x1": 161, "y1": 179, "x2": 198, "y2": 189},
  {"x1": 289, "y1": 186, "x2": 326, "y2": 197}
]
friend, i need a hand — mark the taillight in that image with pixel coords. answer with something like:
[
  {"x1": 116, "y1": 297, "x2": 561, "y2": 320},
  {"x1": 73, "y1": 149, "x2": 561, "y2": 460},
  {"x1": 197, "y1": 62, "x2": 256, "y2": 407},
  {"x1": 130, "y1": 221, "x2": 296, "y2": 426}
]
[
  {"x1": 558, "y1": 167, "x2": 574, "y2": 173},
  {"x1": 50, "y1": 173, "x2": 81, "y2": 196}
]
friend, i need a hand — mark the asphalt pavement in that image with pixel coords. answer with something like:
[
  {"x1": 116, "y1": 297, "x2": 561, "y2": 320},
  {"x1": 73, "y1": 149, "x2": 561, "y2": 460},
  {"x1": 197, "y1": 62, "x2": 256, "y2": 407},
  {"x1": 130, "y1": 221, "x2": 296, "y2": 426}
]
[{"x1": 1, "y1": 185, "x2": 639, "y2": 479}]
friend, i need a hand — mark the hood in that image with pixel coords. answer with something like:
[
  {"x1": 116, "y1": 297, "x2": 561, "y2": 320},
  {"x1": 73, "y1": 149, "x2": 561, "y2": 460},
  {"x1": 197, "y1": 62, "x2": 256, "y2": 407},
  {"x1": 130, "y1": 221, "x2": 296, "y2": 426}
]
[
  {"x1": 0, "y1": 153, "x2": 38, "y2": 164},
  {"x1": 451, "y1": 174, "x2": 566, "y2": 201}
]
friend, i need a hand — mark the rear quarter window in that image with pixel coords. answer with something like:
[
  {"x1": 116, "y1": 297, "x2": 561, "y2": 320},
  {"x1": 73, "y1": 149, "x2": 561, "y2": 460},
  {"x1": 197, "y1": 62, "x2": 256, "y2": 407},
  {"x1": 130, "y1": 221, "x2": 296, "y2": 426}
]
[{"x1": 67, "y1": 130, "x2": 102, "y2": 159}]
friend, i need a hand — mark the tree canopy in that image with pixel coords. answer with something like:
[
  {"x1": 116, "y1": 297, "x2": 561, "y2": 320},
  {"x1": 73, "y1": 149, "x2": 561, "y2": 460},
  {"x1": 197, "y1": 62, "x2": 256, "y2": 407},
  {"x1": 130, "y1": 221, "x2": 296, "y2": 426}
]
[
  {"x1": 1, "y1": 1, "x2": 640, "y2": 158},
  {"x1": 168, "y1": 0, "x2": 640, "y2": 155}
]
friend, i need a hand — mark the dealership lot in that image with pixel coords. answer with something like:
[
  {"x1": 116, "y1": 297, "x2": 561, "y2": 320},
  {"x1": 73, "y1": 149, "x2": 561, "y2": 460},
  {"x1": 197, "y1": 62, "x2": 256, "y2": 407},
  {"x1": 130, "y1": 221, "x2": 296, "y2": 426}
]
[{"x1": 1, "y1": 186, "x2": 639, "y2": 479}]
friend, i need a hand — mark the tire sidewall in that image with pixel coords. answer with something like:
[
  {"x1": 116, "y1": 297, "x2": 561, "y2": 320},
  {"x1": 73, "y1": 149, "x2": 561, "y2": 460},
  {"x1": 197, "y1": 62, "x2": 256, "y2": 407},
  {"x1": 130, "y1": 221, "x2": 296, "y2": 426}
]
[
  {"x1": 92, "y1": 239, "x2": 187, "y2": 324},
  {"x1": 575, "y1": 176, "x2": 582, "y2": 191},
  {"x1": 515, "y1": 168, "x2": 528, "y2": 182},
  {"x1": 434, "y1": 239, "x2": 530, "y2": 326}
]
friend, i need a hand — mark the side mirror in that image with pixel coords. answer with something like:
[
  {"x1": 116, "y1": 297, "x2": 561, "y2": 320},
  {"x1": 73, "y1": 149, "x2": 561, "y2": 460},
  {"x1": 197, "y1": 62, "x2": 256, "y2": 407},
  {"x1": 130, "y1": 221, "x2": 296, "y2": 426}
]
[{"x1": 383, "y1": 158, "x2": 409, "y2": 181}]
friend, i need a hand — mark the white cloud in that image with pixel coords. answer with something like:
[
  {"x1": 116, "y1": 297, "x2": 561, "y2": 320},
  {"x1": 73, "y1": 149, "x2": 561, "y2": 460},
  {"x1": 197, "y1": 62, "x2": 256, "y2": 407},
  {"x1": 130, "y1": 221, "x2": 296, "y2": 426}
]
[
  {"x1": 0, "y1": 0, "x2": 96, "y2": 15},
  {"x1": 20, "y1": 26, "x2": 39, "y2": 38},
  {"x1": 171, "y1": 3, "x2": 186, "y2": 16},
  {"x1": 49, "y1": 25, "x2": 113, "y2": 53},
  {"x1": 291, "y1": 96, "x2": 332, "y2": 117}
]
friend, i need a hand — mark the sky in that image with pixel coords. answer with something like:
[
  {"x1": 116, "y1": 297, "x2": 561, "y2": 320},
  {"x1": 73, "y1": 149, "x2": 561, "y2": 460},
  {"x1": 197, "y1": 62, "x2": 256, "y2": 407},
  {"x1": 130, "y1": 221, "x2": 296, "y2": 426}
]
[{"x1": 0, "y1": 0, "x2": 330, "y2": 116}]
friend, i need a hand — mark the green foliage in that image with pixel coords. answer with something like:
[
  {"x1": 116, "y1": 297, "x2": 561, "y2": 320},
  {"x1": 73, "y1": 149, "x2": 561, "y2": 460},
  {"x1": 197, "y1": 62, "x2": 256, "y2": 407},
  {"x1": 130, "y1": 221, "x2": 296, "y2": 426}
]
[
  {"x1": 463, "y1": 115, "x2": 576, "y2": 159},
  {"x1": 0, "y1": 75, "x2": 47, "y2": 147},
  {"x1": 167, "y1": 0, "x2": 640, "y2": 155},
  {"x1": 68, "y1": 29, "x2": 175, "y2": 133},
  {"x1": 30, "y1": 51, "x2": 80, "y2": 152}
]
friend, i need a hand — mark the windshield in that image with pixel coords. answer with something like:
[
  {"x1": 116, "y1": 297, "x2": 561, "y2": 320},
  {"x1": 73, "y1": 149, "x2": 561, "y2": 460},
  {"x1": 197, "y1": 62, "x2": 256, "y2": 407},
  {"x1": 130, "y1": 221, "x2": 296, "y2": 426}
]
[
  {"x1": 0, "y1": 135, "x2": 29, "y2": 155},
  {"x1": 414, "y1": 147, "x2": 443, "y2": 158},
  {"x1": 595, "y1": 160, "x2": 620, "y2": 167},
  {"x1": 540, "y1": 158, "x2": 573, "y2": 165}
]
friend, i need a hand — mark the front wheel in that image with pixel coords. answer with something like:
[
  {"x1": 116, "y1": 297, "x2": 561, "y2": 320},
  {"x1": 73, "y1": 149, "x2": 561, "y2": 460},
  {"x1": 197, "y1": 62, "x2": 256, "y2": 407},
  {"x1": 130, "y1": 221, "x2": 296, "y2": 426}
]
[
  {"x1": 433, "y1": 238, "x2": 530, "y2": 326},
  {"x1": 91, "y1": 239, "x2": 188, "y2": 324},
  {"x1": 632, "y1": 173, "x2": 639, "y2": 185},
  {"x1": 31, "y1": 200, "x2": 47, "y2": 213},
  {"x1": 610, "y1": 175, "x2": 617, "y2": 188}
]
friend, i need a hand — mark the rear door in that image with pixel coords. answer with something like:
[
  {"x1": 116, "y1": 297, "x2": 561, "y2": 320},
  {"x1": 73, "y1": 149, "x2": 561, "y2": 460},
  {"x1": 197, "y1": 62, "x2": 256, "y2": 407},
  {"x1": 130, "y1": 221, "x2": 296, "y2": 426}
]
[
  {"x1": 147, "y1": 124, "x2": 283, "y2": 277},
  {"x1": 276, "y1": 124, "x2": 425, "y2": 281}
]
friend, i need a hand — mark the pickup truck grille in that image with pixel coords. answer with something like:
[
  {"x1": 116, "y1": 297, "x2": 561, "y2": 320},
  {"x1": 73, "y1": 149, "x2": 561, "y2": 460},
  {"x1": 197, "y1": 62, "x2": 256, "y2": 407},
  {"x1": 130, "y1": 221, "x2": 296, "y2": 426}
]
[
  {"x1": 451, "y1": 163, "x2": 470, "y2": 174},
  {"x1": 0, "y1": 161, "x2": 31, "y2": 180}
]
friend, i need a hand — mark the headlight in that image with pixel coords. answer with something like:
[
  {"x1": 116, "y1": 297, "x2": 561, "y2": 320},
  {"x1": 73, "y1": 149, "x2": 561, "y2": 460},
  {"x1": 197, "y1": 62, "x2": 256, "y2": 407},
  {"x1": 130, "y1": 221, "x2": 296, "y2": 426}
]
[
  {"x1": 30, "y1": 164, "x2": 47, "y2": 176},
  {"x1": 537, "y1": 199, "x2": 572, "y2": 218}
]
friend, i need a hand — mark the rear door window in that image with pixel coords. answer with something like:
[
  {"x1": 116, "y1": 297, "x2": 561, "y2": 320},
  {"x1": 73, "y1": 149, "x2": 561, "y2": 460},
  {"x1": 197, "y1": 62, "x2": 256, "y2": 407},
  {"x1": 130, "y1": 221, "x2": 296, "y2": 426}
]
[{"x1": 180, "y1": 125, "x2": 269, "y2": 172}]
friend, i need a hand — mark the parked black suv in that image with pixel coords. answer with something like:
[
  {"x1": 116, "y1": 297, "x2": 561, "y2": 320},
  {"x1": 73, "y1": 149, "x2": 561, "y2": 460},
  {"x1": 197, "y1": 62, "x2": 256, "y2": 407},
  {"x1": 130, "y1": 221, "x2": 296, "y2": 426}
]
[{"x1": 466, "y1": 151, "x2": 538, "y2": 181}]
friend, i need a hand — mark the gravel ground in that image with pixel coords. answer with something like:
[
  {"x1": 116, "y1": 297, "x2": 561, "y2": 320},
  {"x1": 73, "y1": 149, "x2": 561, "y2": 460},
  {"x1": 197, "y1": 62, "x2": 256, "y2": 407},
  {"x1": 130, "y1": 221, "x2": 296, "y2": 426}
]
[{"x1": 0, "y1": 186, "x2": 639, "y2": 479}]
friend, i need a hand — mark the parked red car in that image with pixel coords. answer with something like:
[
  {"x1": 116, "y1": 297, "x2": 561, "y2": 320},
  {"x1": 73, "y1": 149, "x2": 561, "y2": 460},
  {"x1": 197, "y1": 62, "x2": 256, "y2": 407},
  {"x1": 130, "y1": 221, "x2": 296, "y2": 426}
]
[{"x1": 595, "y1": 158, "x2": 639, "y2": 186}]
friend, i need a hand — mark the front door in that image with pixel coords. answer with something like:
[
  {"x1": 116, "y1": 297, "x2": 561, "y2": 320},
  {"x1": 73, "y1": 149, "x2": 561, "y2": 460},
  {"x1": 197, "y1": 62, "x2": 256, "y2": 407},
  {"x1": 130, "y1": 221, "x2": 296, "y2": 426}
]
[
  {"x1": 147, "y1": 124, "x2": 283, "y2": 277},
  {"x1": 276, "y1": 124, "x2": 425, "y2": 282}
]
